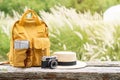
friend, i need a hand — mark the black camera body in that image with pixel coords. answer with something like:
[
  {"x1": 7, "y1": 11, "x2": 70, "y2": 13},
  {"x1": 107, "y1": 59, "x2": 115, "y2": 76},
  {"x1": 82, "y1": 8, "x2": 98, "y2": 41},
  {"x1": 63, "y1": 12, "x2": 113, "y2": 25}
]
[{"x1": 41, "y1": 56, "x2": 58, "y2": 69}]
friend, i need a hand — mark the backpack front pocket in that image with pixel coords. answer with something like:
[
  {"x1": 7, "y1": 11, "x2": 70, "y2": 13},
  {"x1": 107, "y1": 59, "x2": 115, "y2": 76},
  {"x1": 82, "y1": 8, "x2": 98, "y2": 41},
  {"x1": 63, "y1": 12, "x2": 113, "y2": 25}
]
[
  {"x1": 13, "y1": 49, "x2": 27, "y2": 67},
  {"x1": 12, "y1": 40, "x2": 32, "y2": 67},
  {"x1": 33, "y1": 38, "x2": 50, "y2": 66}
]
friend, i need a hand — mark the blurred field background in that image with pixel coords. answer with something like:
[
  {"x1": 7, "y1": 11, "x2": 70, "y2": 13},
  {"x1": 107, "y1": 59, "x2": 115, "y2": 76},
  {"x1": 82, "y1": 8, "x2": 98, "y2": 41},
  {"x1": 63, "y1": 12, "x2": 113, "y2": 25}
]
[{"x1": 0, "y1": 0, "x2": 120, "y2": 61}]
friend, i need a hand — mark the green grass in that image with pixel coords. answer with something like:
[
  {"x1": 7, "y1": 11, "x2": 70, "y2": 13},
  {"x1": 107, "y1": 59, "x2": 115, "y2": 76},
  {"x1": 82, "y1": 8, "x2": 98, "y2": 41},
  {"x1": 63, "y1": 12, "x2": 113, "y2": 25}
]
[
  {"x1": 0, "y1": 6, "x2": 120, "y2": 61},
  {"x1": 0, "y1": 27, "x2": 9, "y2": 61}
]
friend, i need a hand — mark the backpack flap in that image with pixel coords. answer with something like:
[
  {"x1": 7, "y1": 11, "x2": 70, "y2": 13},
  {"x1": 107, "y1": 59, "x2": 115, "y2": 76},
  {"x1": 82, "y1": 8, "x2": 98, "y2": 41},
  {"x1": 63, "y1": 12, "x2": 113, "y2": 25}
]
[{"x1": 33, "y1": 38, "x2": 50, "y2": 49}]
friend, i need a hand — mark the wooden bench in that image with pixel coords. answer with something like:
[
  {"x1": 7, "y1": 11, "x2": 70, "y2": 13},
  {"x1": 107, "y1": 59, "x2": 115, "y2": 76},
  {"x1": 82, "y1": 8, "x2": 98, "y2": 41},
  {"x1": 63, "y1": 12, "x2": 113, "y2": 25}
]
[{"x1": 0, "y1": 61, "x2": 120, "y2": 80}]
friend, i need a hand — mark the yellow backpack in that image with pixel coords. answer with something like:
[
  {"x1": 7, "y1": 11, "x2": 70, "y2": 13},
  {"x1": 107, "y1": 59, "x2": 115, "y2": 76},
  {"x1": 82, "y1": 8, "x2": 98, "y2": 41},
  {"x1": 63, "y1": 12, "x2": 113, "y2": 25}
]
[{"x1": 7, "y1": 9, "x2": 50, "y2": 67}]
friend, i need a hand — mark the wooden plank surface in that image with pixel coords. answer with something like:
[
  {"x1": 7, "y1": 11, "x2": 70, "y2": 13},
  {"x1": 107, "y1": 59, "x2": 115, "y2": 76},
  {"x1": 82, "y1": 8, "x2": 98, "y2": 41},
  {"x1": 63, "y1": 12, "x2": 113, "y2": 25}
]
[{"x1": 0, "y1": 61, "x2": 120, "y2": 80}]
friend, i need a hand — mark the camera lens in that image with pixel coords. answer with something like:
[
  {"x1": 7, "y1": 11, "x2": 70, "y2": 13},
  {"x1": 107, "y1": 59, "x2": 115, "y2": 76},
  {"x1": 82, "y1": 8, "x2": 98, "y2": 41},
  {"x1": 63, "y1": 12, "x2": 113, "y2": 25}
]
[{"x1": 49, "y1": 60, "x2": 58, "y2": 69}]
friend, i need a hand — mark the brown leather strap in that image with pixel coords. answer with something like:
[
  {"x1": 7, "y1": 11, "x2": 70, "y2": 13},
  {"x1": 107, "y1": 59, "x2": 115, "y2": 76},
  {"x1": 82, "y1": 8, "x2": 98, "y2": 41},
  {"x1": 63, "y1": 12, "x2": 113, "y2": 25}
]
[
  {"x1": 24, "y1": 48, "x2": 31, "y2": 67},
  {"x1": 0, "y1": 61, "x2": 9, "y2": 65}
]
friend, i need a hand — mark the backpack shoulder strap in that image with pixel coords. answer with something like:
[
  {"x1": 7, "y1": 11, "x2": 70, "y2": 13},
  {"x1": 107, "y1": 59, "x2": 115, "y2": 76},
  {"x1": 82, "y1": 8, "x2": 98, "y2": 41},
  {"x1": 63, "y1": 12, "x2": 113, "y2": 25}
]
[
  {"x1": 41, "y1": 20, "x2": 48, "y2": 27},
  {"x1": 13, "y1": 21, "x2": 30, "y2": 40},
  {"x1": 13, "y1": 21, "x2": 25, "y2": 34},
  {"x1": 37, "y1": 20, "x2": 49, "y2": 37}
]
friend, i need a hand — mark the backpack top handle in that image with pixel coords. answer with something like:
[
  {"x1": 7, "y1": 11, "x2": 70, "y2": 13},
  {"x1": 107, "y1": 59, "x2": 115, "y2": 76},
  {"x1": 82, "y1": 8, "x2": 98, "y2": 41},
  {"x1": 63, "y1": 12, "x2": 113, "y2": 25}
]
[{"x1": 19, "y1": 9, "x2": 41, "y2": 25}]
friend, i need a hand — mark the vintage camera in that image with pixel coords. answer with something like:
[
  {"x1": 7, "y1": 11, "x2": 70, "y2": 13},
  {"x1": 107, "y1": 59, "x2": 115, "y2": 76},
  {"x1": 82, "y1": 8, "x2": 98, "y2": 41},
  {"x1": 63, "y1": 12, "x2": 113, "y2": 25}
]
[{"x1": 41, "y1": 56, "x2": 58, "y2": 69}]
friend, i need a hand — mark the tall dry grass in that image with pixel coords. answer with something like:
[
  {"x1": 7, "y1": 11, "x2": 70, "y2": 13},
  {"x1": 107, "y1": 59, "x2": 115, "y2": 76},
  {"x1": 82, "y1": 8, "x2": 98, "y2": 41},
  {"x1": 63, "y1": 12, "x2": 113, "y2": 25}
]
[{"x1": 40, "y1": 6, "x2": 120, "y2": 61}]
